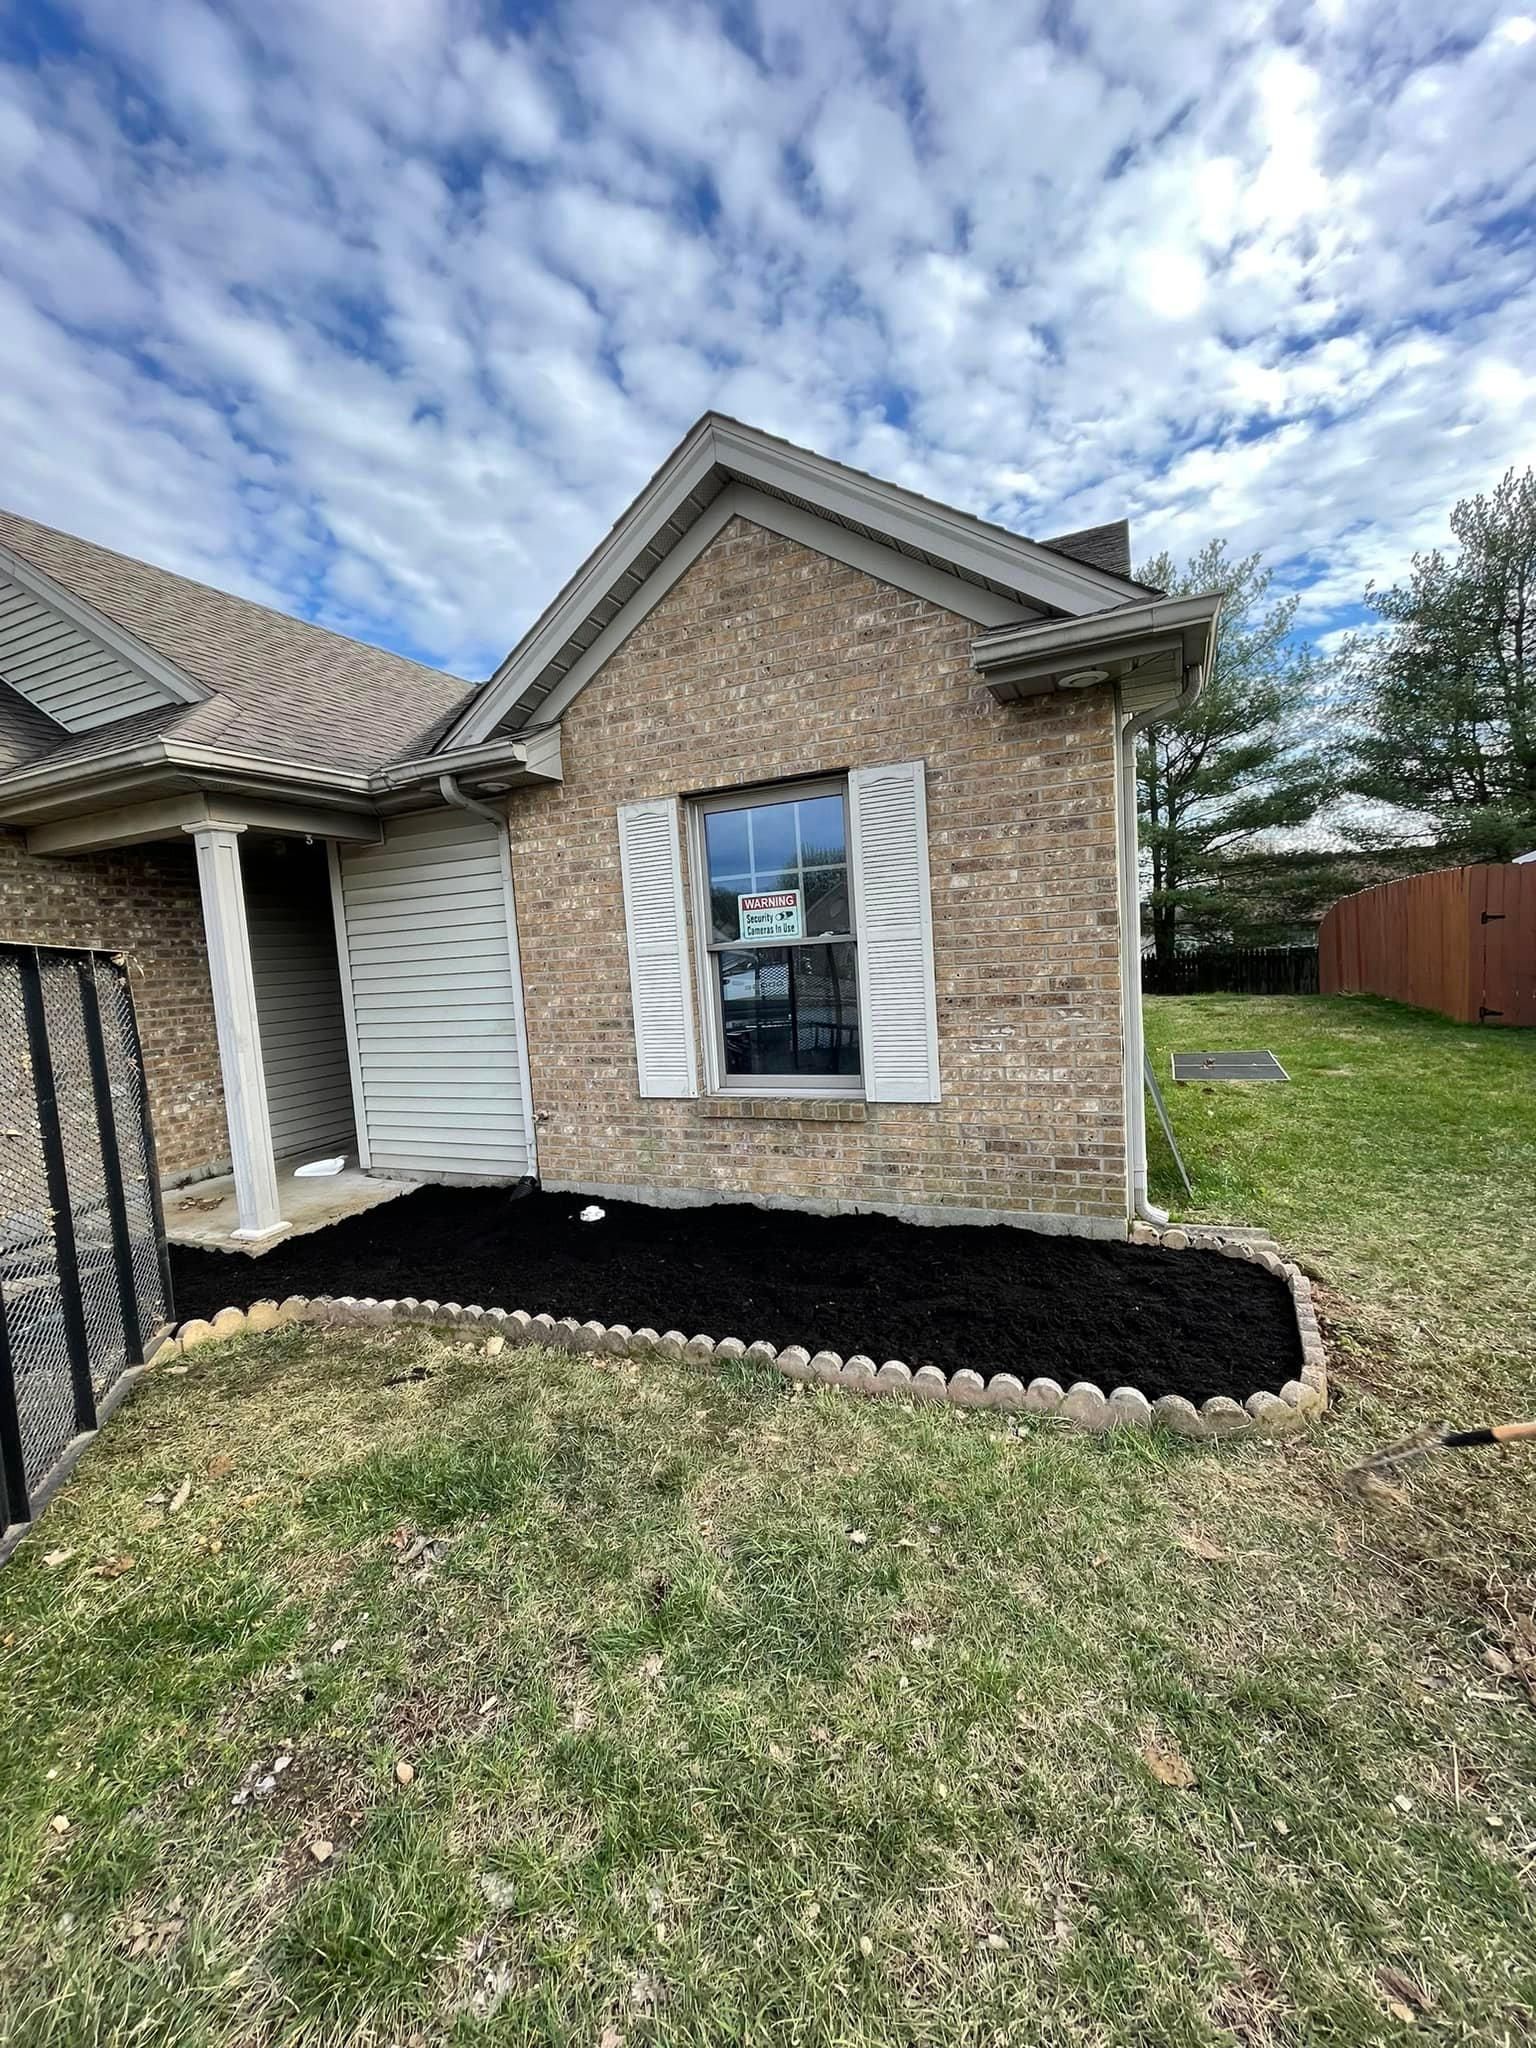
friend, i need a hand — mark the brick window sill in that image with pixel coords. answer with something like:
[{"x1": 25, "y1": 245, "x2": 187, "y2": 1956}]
[{"x1": 698, "y1": 1095, "x2": 868, "y2": 1123}]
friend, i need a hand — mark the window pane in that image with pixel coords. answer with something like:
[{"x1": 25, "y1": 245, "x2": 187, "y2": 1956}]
[
  {"x1": 703, "y1": 807, "x2": 749, "y2": 879},
  {"x1": 803, "y1": 866, "x2": 852, "y2": 934},
  {"x1": 795, "y1": 793, "x2": 845, "y2": 867},
  {"x1": 747, "y1": 799, "x2": 797, "y2": 884},
  {"x1": 709, "y1": 872, "x2": 749, "y2": 942},
  {"x1": 704, "y1": 789, "x2": 850, "y2": 943},
  {"x1": 717, "y1": 942, "x2": 860, "y2": 1078}
]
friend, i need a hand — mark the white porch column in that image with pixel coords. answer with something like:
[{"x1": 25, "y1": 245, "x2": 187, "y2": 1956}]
[{"x1": 184, "y1": 822, "x2": 284, "y2": 1240}]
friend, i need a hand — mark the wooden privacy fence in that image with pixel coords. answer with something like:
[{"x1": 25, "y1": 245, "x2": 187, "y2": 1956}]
[
  {"x1": 1141, "y1": 946, "x2": 1318, "y2": 997},
  {"x1": 1318, "y1": 864, "x2": 1536, "y2": 1025}
]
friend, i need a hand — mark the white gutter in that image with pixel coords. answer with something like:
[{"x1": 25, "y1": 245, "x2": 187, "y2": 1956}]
[
  {"x1": 374, "y1": 730, "x2": 553, "y2": 790},
  {"x1": 972, "y1": 590, "x2": 1221, "y2": 675},
  {"x1": 0, "y1": 729, "x2": 560, "y2": 822},
  {"x1": 0, "y1": 734, "x2": 377, "y2": 808},
  {"x1": 1118, "y1": 662, "x2": 1205, "y2": 1226}
]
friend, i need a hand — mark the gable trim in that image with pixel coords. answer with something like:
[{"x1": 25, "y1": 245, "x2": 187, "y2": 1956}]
[
  {"x1": 440, "y1": 413, "x2": 1147, "y2": 750},
  {"x1": 516, "y1": 484, "x2": 1033, "y2": 733},
  {"x1": 449, "y1": 428, "x2": 723, "y2": 750},
  {"x1": 0, "y1": 539, "x2": 211, "y2": 712},
  {"x1": 710, "y1": 419, "x2": 1141, "y2": 612},
  {"x1": 735, "y1": 489, "x2": 1032, "y2": 629}
]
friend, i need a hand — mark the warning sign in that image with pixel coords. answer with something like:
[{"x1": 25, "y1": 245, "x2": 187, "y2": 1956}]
[{"x1": 738, "y1": 890, "x2": 803, "y2": 941}]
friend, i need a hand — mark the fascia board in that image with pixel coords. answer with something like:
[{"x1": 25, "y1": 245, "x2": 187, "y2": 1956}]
[
  {"x1": 971, "y1": 590, "x2": 1222, "y2": 672},
  {"x1": 0, "y1": 727, "x2": 555, "y2": 830},
  {"x1": 372, "y1": 733, "x2": 562, "y2": 791},
  {"x1": 0, "y1": 735, "x2": 175, "y2": 807},
  {"x1": 0, "y1": 737, "x2": 377, "y2": 822},
  {"x1": 163, "y1": 741, "x2": 374, "y2": 792},
  {"x1": 711, "y1": 420, "x2": 1139, "y2": 616},
  {"x1": 524, "y1": 492, "x2": 737, "y2": 728},
  {"x1": 375, "y1": 735, "x2": 537, "y2": 787},
  {"x1": 442, "y1": 418, "x2": 723, "y2": 749},
  {"x1": 731, "y1": 488, "x2": 1028, "y2": 627},
  {"x1": 523, "y1": 483, "x2": 1030, "y2": 733},
  {"x1": 446, "y1": 412, "x2": 1149, "y2": 750}
]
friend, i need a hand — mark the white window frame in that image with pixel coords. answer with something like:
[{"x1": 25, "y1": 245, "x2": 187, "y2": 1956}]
[{"x1": 686, "y1": 776, "x2": 865, "y2": 1099}]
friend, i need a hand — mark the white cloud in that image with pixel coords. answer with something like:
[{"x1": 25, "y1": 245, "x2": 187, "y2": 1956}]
[{"x1": 0, "y1": 0, "x2": 1533, "y2": 676}]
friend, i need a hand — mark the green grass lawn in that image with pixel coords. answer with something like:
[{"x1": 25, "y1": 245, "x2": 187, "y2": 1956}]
[
  {"x1": 2, "y1": 995, "x2": 1533, "y2": 2047},
  {"x1": 1144, "y1": 994, "x2": 1536, "y2": 1419}
]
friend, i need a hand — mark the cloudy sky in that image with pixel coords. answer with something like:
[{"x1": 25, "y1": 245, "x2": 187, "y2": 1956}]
[{"x1": 1, "y1": 1, "x2": 1533, "y2": 679}]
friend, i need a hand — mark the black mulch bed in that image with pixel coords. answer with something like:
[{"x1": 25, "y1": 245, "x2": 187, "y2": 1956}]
[{"x1": 168, "y1": 1187, "x2": 1301, "y2": 1407}]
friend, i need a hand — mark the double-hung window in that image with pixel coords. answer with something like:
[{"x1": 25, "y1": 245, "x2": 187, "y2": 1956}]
[
  {"x1": 616, "y1": 760, "x2": 939, "y2": 1105},
  {"x1": 694, "y1": 779, "x2": 861, "y2": 1091}
]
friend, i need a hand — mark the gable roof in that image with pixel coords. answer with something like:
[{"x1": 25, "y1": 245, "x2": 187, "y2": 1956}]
[
  {"x1": 1041, "y1": 519, "x2": 1135, "y2": 580},
  {"x1": 0, "y1": 508, "x2": 471, "y2": 776},
  {"x1": 0, "y1": 543, "x2": 207, "y2": 733},
  {"x1": 438, "y1": 413, "x2": 1155, "y2": 748}
]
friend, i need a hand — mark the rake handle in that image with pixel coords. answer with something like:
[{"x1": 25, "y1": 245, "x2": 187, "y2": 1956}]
[{"x1": 1444, "y1": 1422, "x2": 1536, "y2": 1449}]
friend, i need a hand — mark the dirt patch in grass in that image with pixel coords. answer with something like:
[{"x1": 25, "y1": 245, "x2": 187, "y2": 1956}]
[{"x1": 170, "y1": 1187, "x2": 1299, "y2": 1405}]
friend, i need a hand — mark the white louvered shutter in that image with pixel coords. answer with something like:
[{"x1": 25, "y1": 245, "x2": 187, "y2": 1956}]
[
  {"x1": 617, "y1": 797, "x2": 698, "y2": 1098},
  {"x1": 849, "y1": 760, "x2": 941, "y2": 1103}
]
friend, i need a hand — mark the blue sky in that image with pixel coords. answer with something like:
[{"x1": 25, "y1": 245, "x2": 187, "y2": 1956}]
[{"x1": 1, "y1": 0, "x2": 1533, "y2": 678}]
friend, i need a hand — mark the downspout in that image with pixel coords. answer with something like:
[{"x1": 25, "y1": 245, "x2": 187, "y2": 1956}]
[
  {"x1": 437, "y1": 772, "x2": 542, "y2": 1186},
  {"x1": 1119, "y1": 664, "x2": 1204, "y2": 1226},
  {"x1": 438, "y1": 773, "x2": 506, "y2": 829}
]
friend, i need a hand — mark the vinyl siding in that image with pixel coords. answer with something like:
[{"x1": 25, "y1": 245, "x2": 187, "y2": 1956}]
[
  {"x1": 245, "y1": 843, "x2": 357, "y2": 1161},
  {"x1": 335, "y1": 810, "x2": 532, "y2": 1177},
  {"x1": 0, "y1": 571, "x2": 174, "y2": 731}
]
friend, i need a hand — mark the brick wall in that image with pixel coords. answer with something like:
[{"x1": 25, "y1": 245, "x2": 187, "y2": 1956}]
[
  {"x1": 0, "y1": 828, "x2": 225, "y2": 1177},
  {"x1": 507, "y1": 516, "x2": 1128, "y2": 1226}
]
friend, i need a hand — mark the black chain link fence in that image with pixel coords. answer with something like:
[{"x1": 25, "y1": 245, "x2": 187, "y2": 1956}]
[
  {"x1": 1141, "y1": 945, "x2": 1319, "y2": 997},
  {"x1": 1, "y1": 944, "x2": 172, "y2": 1540}
]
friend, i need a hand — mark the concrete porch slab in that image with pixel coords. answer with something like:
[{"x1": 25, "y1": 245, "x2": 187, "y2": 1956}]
[{"x1": 163, "y1": 1158, "x2": 416, "y2": 1254}]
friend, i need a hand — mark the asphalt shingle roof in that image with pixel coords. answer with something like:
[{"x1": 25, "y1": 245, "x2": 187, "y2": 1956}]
[
  {"x1": 0, "y1": 678, "x2": 69, "y2": 775},
  {"x1": 0, "y1": 509, "x2": 472, "y2": 777},
  {"x1": 1041, "y1": 519, "x2": 1135, "y2": 580}
]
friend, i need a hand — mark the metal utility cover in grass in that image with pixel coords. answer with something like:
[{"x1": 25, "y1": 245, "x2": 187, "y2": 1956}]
[{"x1": 1172, "y1": 1051, "x2": 1289, "y2": 1083}]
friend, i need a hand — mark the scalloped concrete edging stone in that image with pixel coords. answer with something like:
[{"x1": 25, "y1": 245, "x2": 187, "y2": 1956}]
[{"x1": 157, "y1": 1225, "x2": 1326, "y2": 1448}]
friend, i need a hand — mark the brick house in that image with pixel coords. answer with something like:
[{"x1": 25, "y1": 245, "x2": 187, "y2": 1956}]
[{"x1": 0, "y1": 417, "x2": 1219, "y2": 1245}]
